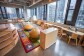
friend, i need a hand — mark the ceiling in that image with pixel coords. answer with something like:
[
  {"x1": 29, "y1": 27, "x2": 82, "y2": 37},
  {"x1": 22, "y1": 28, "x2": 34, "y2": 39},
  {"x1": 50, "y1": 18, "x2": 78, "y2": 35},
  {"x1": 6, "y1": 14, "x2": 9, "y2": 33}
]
[
  {"x1": 0, "y1": 0, "x2": 31, "y2": 5},
  {"x1": 0, "y1": 0, "x2": 58, "y2": 8},
  {"x1": 0, "y1": 0, "x2": 31, "y2": 8}
]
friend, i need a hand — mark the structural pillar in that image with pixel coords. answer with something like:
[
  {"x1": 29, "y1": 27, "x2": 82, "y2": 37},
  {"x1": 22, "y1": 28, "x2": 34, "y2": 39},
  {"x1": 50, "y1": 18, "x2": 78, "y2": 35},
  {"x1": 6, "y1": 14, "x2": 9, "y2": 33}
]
[{"x1": 23, "y1": 6, "x2": 27, "y2": 20}]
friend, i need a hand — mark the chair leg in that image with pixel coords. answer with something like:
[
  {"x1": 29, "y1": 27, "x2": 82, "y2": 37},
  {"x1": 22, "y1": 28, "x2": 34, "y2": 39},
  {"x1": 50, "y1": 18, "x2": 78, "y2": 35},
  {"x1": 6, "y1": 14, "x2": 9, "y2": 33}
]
[
  {"x1": 68, "y1": 38, "x2": 70, "y2": 44},
  {"x1": 76, "y1": 39, "x2": 78, "y2": 46},
  {"x1": 59, "y1": 34, "x2": 62, "y2": 39},
  {"x1": 60, "y1": 34, "x2": 62, "y2": 39}
]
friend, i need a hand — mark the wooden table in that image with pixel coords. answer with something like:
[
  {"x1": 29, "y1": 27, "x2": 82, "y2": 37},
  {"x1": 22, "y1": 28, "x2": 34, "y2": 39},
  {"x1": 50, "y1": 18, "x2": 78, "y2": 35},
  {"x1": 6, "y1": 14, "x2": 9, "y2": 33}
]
[{"x1": 45, "y1": 22, "x2": 84, "y2": 46}]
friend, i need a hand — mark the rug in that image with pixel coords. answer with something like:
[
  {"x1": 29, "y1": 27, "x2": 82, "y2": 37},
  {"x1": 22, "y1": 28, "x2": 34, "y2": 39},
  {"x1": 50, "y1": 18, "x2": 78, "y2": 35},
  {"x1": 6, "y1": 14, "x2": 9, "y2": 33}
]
[{"x1": 18, "y1": 29, "x2": 40, "y2": 53}]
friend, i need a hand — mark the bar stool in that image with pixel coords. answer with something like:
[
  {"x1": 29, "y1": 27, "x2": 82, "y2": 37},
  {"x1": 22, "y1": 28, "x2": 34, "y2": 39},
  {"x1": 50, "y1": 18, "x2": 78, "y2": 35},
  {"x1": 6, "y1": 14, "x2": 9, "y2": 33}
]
[{"x1": 68, "y1": 33, "x2": 78, "y2": 45}]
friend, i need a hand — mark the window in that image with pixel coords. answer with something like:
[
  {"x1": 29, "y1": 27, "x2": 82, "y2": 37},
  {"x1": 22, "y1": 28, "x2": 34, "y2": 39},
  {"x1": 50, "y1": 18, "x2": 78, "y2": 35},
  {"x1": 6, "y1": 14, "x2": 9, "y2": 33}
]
[
  {"x1": 27, "y1": 9, "x2": 31, "y2": 19},
  {"x1": 19, "y1": 8, "x2": 24, "y2": 18},
  {"x1": 36, "y1": 7, "x2": 40, "y2": 19},
  {"x1": 37, "y1": 6, "x2": 44, "y2": 20},
  {"x1": 0, "y1": 7, "x2": 3, "y2": 19},
  {"x1": 30, "y1": 9, "x2": 33, "y2": 17},
  {"x1": 67, "y1": 0, "x2": 76, "y2": 21},
  {"x1": 0, "y1": 7, "x2": 8, "y2": 19},
  {"x1": 30, "y1": 8, "x2": 36, "y2": 17},
  {"x1": 56, "y1": 0, "x2": 67, "y2": 23},
  {"x1": 35, "y1": 8, "x2": 37, "y2": 16},
  {"x1": 1, "y1": 7, "x2": 7, "y2": 19},
  {"x1": 33, "y1": 9, "x2": 35, "y2": 16},
  {"x1": 6, "y1": 7, "x2": 17, "y2": 19},
  {"x1": 75, "y1": 0, "x2": 84, "y2": 28},
  {"x1": 47, "y1": 2, "x2": 56, "y2": 22},
  {"x1": 69, "y1": 0, "x2": 76, "y2": 9},
  {"x1": 67, "y1": 10, "x2": 74, "y2": 21}
]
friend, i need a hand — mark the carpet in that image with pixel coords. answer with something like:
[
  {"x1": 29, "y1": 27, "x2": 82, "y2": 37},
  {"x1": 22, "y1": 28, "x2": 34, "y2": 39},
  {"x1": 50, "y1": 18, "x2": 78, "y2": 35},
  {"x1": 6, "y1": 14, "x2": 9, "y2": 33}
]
[{"x1": 18, "y1": 29, "x2": 40, "y2": 53}]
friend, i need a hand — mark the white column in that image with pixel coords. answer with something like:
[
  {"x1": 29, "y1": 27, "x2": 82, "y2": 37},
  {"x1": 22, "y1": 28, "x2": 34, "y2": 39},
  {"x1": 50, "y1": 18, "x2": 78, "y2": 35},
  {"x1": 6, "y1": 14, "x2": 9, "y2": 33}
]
[
  {"x1": 63, "y1": 0, "x2": 68, "y2": 20},
  {"x1": 23, "y1": 6, "x2": 27, "y2": 20}
]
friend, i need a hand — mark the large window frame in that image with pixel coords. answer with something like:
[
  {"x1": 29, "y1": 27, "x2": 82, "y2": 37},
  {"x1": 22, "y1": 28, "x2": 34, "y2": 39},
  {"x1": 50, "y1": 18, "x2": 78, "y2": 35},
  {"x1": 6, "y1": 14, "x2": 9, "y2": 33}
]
[
  {"x1": 75, "y1": 0, "x2": 84, "y2": 28},
  {"x1": 47, "y1": 2, "x2": 56, "y2": 22},
  {"x1": 29, "y1": 0, "x2": 83, "y2": 28},
  {"x1": 0, "y1": 7, "x2": 8, "y2": 19},
  {"x1": 64, "y1": 0, "x2": 82, "y2": 26}
]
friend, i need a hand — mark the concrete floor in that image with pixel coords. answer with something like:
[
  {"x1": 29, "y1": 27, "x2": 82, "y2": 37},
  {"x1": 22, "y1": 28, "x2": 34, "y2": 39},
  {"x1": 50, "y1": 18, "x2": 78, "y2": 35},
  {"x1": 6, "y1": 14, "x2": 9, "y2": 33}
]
[{"x1": 5, "y1": 39, "x2": 84, "y2": 56}]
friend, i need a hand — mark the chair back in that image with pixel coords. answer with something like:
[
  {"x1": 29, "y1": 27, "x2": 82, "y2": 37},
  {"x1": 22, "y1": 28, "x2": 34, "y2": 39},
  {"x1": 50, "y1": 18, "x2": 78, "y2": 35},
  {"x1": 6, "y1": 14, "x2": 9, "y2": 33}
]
[
  {"x1": 72, "y1": 33, "x2": 78, "y2": 39},
  {"x1": 58, "y1": 28, "x2": 63, "y2": 37}
]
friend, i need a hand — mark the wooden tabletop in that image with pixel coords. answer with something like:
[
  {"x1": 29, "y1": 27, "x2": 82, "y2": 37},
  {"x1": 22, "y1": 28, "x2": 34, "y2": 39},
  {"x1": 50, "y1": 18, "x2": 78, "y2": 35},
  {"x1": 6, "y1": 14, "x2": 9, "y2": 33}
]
[
  {"x1": 61, "y1": 27, "x2": 84, "y2": 36},
  {"x1": 45, "y1": 23, "x2": 84, "y2": 36}
]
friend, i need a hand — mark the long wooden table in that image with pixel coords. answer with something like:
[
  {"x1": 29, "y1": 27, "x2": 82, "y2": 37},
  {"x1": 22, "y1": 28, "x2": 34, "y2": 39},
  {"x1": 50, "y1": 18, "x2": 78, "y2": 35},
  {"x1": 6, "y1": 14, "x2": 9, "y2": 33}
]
[
  {"x1": 45, "y1": 22, "x2": 84, "y2": 46},
  {"x1": 45, "y1": 23, "x2": 84, "y2": 36}
]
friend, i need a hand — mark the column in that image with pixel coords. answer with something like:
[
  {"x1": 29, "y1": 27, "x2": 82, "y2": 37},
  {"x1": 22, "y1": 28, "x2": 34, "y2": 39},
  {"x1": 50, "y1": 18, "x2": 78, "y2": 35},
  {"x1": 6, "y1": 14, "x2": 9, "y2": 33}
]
[{"x1": 23, "y1": 6, "x2": 27, "y2": 20}]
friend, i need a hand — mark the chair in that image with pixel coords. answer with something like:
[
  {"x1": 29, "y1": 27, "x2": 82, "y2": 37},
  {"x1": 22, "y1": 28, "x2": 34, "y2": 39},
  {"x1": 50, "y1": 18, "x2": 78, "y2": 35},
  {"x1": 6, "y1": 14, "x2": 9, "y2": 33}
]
[
  {"x1": 58, "y1": 28, "x2": 67, "y2": 38},
  {"x1": 68, "y1": 33, "x2": 78, "y2": 45},
  {"x1": 61, "y1": 30, "x2": 69, "y2": 42},
  {"x1": 57, "y1": 27, "x2": 61, "y2": 37},
  {"x1": 62, "y1": 30, "x2": 67, "y2": 36},
  {"x1": 78, "y1": 35, "x2": 84, "y2": 46},
  {"x1": 82, "y1": 39, "x2": 84, "y2": 46},
  {"x1": 67, "y1": 31, "x2": 72, "y2": 36}
]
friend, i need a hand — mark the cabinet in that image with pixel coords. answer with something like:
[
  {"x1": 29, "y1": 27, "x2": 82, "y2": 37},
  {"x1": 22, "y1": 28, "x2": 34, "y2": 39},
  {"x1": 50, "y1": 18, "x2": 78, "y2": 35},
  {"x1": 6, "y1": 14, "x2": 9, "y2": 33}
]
[{"x1": 40, "y1": 27, "x2": 58, "y2": 49}]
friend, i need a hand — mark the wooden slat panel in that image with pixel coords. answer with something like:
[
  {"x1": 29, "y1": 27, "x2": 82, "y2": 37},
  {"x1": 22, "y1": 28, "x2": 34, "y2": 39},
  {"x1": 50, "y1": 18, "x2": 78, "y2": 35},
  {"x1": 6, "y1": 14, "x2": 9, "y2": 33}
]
[
  {"x1": 0, "y1": 32, "x2": 11, "y2": 43},
  {"x1": 0, "y1": 36, "x2": 13, "y2": 49},
  {"x1": 0, "y1": 37, "x2": 18, "y2": 56},
  {"x1": 0, "y1": 31, "x2": 11, "y2": 37}
]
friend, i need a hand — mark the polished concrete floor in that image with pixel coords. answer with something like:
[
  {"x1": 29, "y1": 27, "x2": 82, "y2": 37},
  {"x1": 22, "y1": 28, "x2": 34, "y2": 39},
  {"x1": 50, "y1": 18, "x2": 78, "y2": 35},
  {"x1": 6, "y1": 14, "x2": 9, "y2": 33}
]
[{"x1": 5, "y1": 38, "x2": 84, "y2": 56}]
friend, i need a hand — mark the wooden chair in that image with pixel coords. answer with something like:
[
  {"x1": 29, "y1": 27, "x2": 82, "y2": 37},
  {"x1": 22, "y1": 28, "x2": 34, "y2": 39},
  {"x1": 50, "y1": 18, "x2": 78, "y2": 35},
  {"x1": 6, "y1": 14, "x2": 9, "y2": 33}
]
[
  {"x1": 57, "y1": 27, "x2": 61, "y2": 36},
  {"x1": 82, "y1": 38, "x2": 84, "y2": 46},
  {"x1": 62, "y1": 30, "x2": 67, "y2": 36},
  {"x1": 68, "y1": 33, "x2": 78, "y2": 45},
  {"x1": 61, "y1": 30, "x2": 69, "y2": 42},
  {"x1": 57, "y1": 28, "x2": 67, "y2": 38},
  {"x1": 78, "y1": 35, "x2": 84, "y2": 46}
]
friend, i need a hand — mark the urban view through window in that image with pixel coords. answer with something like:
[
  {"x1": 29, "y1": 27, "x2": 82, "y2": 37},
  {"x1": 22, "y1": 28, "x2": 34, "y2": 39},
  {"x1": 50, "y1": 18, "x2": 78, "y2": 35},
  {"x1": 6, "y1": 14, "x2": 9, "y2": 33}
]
[{"x1": 0, "y1": 0, "x2": 84, "y2": 28}]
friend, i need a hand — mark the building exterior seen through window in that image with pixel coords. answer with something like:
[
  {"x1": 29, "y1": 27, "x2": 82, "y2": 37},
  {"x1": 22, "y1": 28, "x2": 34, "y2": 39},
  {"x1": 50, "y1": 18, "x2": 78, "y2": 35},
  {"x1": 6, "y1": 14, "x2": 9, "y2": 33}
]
[
  {"x1": 47, "y1": 2, "x2": 56, "y2": 22},
  {"x1": 1, "y1": 7, "x2": 7, "y2": 19},
  {"x1": 67, "y1": 0, "x2": 76, "y2": 21},
  {"x1": 75, "y1": 0, "x2": 84, "y2": 28},
  {"x1": 19, "y1": 8, "x2": 24, "y2": 18},
  {"x1": 6, "y1": 7, "x2": 17, "y2": 19},
  {"x1": 0, "y1": 0, "x2": 84, "y2": 28},
  {"x1": 30, "y1": 6, "x2": 44, "y2": 20},
  {"x1": 37, "y1": 6, "x2": 44, "y2": 20},
  {"x1": 27, "y1": 9, "x2": 31, "y2": 20},
  {"x1": 0, "y1": 7, "x2": 8, "y2": 19},
  {"x1": 30, "y1": 9, "x2": 34, "y2": 17},
  {"x1": 55, "y1": 0, "x2": 66, "y2": 23}
]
